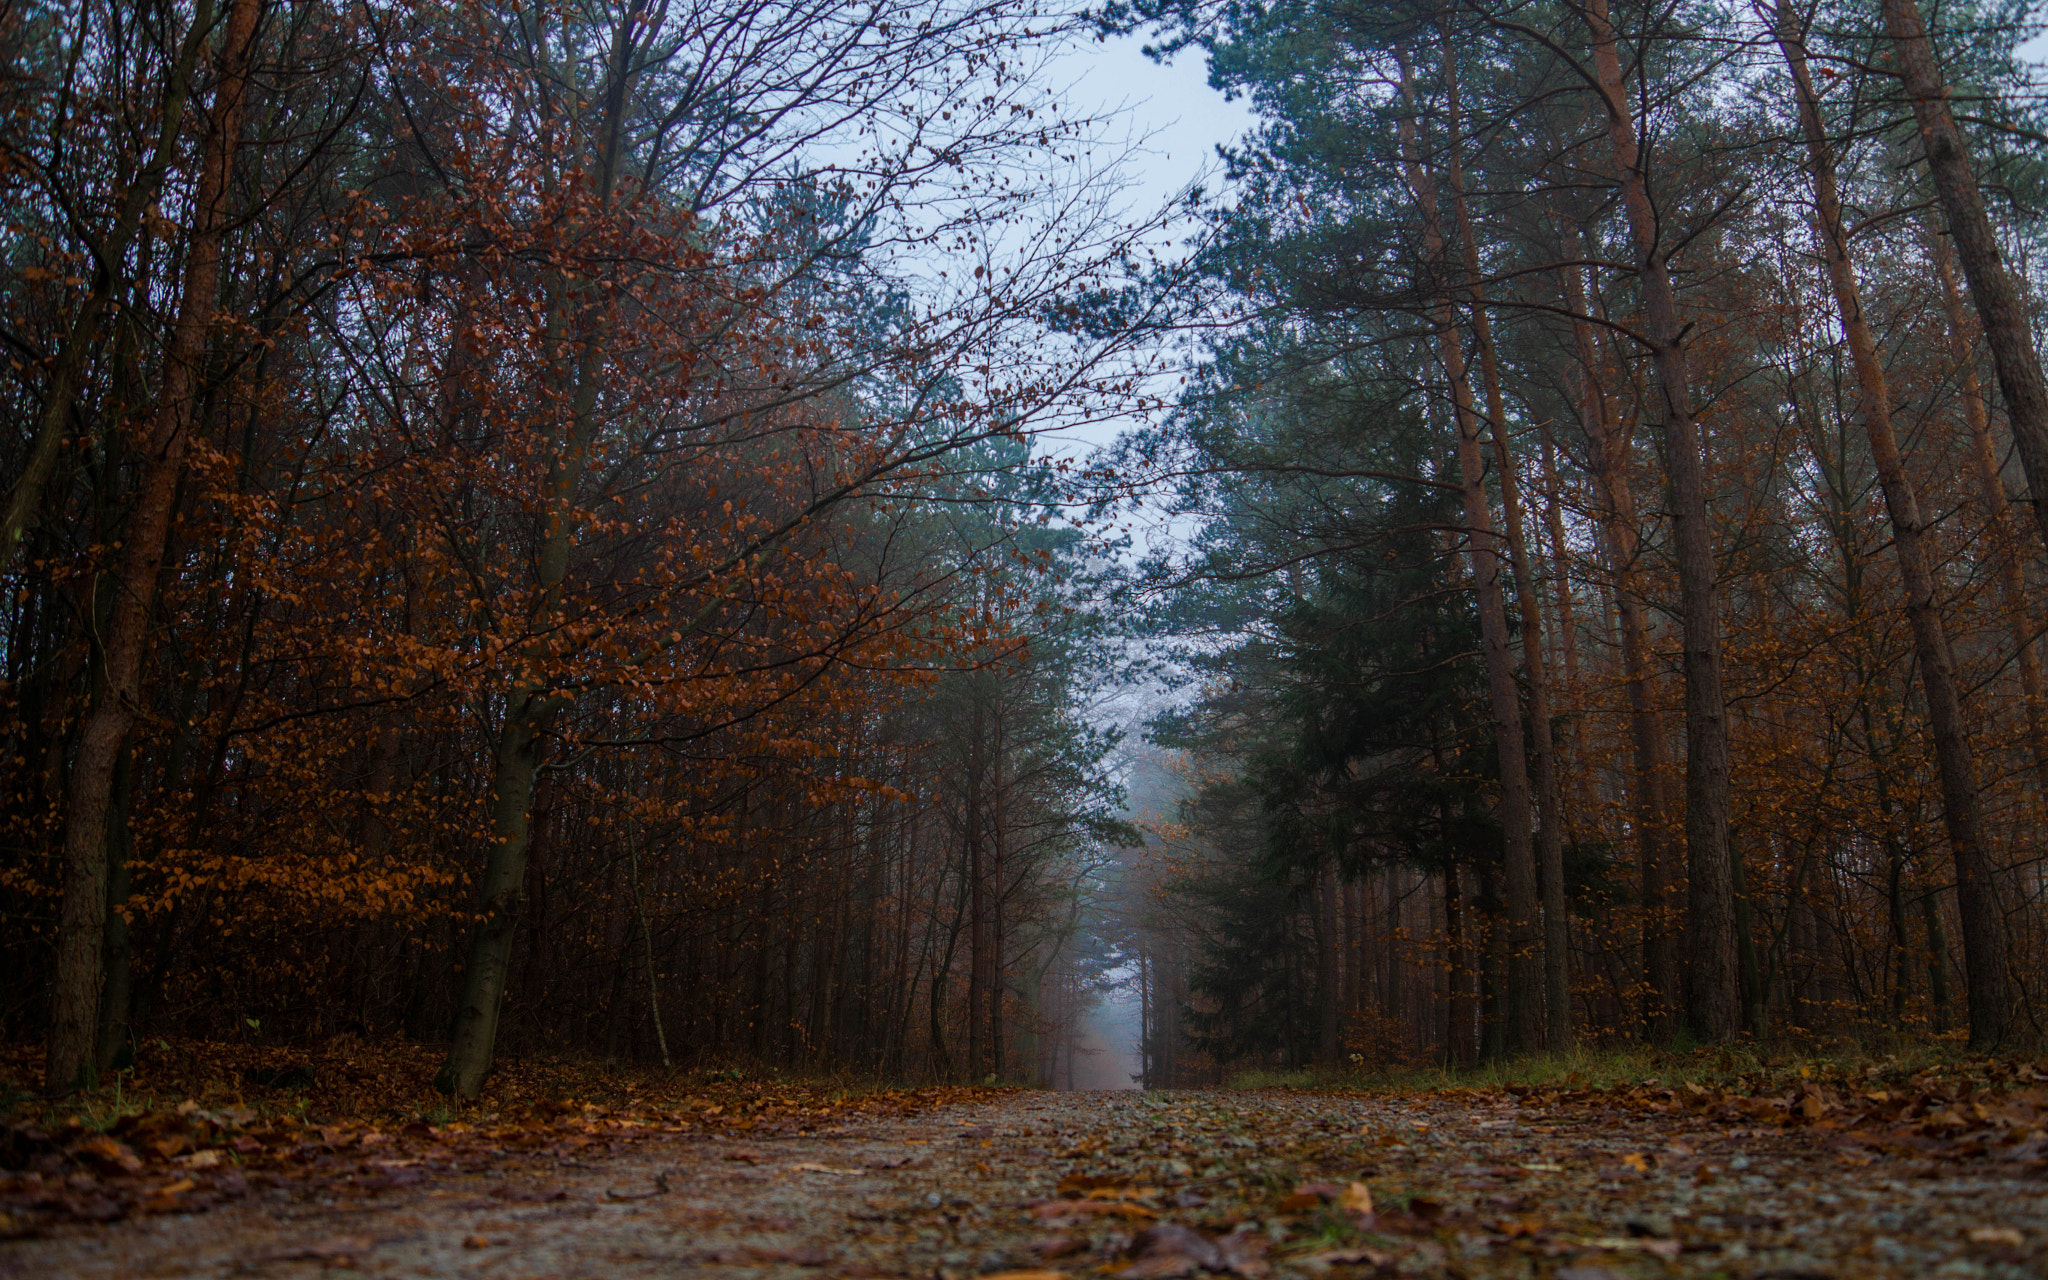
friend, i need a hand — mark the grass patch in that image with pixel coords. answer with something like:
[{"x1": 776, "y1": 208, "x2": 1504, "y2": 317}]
[{"x1": 1224, "y1": 1033, "x2": 2011, "y2": 1095}]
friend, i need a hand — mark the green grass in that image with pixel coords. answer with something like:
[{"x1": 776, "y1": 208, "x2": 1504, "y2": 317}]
[{"x1": 1223, "y1": 1033, "x2": 2005, "y2": 1094}]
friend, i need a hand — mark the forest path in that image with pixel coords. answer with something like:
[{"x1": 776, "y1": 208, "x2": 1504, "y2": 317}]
[{"x1": 7, "y1": 1085, "x2": 2045, "y2": 1279}]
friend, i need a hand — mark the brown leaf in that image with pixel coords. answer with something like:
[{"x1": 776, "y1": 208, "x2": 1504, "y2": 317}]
[
  {"x1": 1117, "y1": 1222, "x2": 1224, "y2": 1279},
  {"x1": 866, "y1": 1153, "x2": 919, "y2": 1169},
  {"x1": 1056, "y1": 1171, "x2": 1121, "y2": 1196},
  {"x1": 1292, "y1": 1247, "x2": 1390, "y2": 1272},
  {"x1": 252, "y1": 1235, "x2": 375, "y2": 1265},
  {"x1": 746, "y1": 1245, "x2": 833, "y2": 1266},
  {"x1": 1336, "y1": 1181, "x2": 1373, "y2": 1216},
  {"x1": 137, "y1": 1179, "x2": 198, "y2": 1214},
  {"x1": 1217, "y1": 1226, "x2": 1270, "y2": 1279},
  {"x1": 74, "y1": 1137, "x2": 143, "y2": 1174},
  {"x1": 1032, "y1": 1199, "x2": 1156, "y2": 1220}
]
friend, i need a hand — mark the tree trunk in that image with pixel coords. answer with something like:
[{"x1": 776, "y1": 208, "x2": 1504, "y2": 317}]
[
  {"x1": 1317, "y1": 860, "x2": 1340, "y2": 1065},
  {"x1": 1397, "y1": 48, "x2": 1542, "y2": 1055},
  {"x1": 436, "y1": 9, "x2": 640, "y2": 1097},
  {"x1": 1557, "y1": 223, "x2": 1682, "y2": 1040},
  {"x1": 1444, "y1": 861, "x2": 1470, "y2": 1067},
  {"x1": 45, "y1": 0, "x2": 262, "y2": 1094},
  {"x1": 965, "y1": 695, "x2": 986, "y2": 1080},
  {"x1": 1440, "y1": 31, "x2": 1570, "y2": 1050},
  {"x1": 1583, "y1": 0, "x2": 1740, "y2": 1040},
  {"x1": 1920, "y1": 219, "x2": 2048, "y2": 796},
  {"x1": 1777, "y1": 9, "x2": 2011, "y2": 1048},
  {"x1": 1881, "y1": 0, "x2": 2048, "y2": 553},
  {"x1": 94, "y1": 746, "x2": 135, "y2": 1073},
  {"x1": 3, "y1": 1, "x2": 219, "y2": 567}
]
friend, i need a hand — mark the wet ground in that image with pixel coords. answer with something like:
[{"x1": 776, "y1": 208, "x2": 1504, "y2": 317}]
[{"x1": 6, "y1": 1087, "x2": 2044, "y2": 1279}]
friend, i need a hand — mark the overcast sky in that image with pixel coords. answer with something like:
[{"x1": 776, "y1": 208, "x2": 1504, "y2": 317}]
[
  {"x1": 1040, "y1": 31, "x2": 1260, "y2": 458},
  {"x1": 1063, "y1": 31, "x2": 1258, "y2": 221}
]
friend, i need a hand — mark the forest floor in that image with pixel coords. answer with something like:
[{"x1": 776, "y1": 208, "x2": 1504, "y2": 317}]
[{"x1": 4, "y1": 1048, "x2": 2048, "y2": 1279}]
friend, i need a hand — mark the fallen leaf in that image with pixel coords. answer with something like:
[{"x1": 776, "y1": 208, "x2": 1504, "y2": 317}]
[
  {"x1": 1583, "y1": 1237, "x2": 1681, "y2": 1259},
  {"x1": 1291, "y1": 1247, "x2": 1391, "y2": 1272},
  {"x1": 252, "y1": 1236, "x2": 374, "y2": 1264},
  {"x1": 137, "y1": 1179, "x2": 199, "y2": 1214},
  {"x1": 74, "y1": 1137, "x2": 142, "y2": 1174},
  {"x1": 979, "y1": 1271, "x2": 1069, "y2": 1280},
  {"x1": 1337, "y1": 1181, "x2": 1373, "y2": 1215},
  {"x1": 789, "y1": 1161, "x2": 863, "y2": 1175},
  {"x1": 1217, "y1": 1226, "x2": 1271, "y2": 1278},
  {"x1": 746, "y1": 1246, "x2": 832, "y2": 1266},
  {"x1": 1969, "y1": 1226, "x2": 2024, "y2": 1246},
  {"x1": 867, "y1": 1153, "x2": 919, "y2": 1169},
  {"x1": 463, "y1": 1235, "x2": 490, "y2": 1249},
  {"x1": 1620, "y1": 1152, "x2": 1649, "y2": 1172},
  {"x1": 1056, "y1": 1172, "x2": 1121, "y2": 1195},
  {"x1": 1032, "y1": 1200, "x2": 1156, "y2": 1221},
  {"x1": 1117, "y1": 1222, "x2": 1223, "y2": 1279},
  {"x1": 177, "y1": 1148, "x2": 223, "y2": 1169}
]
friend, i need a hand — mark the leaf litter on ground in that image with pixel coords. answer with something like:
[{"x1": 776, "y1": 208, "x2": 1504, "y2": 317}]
[
  {"x1": 4, "y1": 1044, "x2": 2048, "y2": 1278},
  {"x1": 0, "y1": 1036, "x2": 983, "y2": 1239}
]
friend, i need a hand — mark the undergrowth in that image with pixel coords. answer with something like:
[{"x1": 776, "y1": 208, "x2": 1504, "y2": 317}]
[
  {"x1": 0, "y1": 1037, "x2": 992, "y2": 1129},
  {"x1": 1225, "y1": 1033, "x2": 2020, "y2": 1094}
]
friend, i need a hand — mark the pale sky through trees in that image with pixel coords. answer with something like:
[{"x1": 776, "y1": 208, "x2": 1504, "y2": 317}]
[{"x1": 1050, "y1": 30, "x2": 1258, "y2": 458}]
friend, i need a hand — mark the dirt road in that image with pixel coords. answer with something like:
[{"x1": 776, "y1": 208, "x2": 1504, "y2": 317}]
[{"x1": 6, "y1": 1087, "x2": 2044, "y2": 1279}]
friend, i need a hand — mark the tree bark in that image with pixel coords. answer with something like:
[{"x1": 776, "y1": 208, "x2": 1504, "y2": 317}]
[
  {"x1": 1881, "y1": 0, "x2": 2048, "y2": 554},
  {"x1": 45, "y1": 0, "x2": 262, "y2": 1094},
  {"x1": 3, "y1": 0, "x2": 219, "y2": 567},
  {"x1": 436, "y1": 6, "x2": 640, "y2": 1097},
  {"x1": 1920, "y1": 219, "x2": 2048, "y2": 797},
  {"x1": 1556, "y1": 219, "x2": 1682, "y2": 1039},
  {"x1": 1582, "y1": 0, "x2": 1740, "y2": 1040},
  {"x1": 1776, "y1": 8, "x2": 2010, "y2": 1048},
  {"x1": 1439, "y1": 31, "x2": 1570, "y2": 1050},
  {"x1": 1397, "y1": 48, "x2": 1542, "y2": 1054}
]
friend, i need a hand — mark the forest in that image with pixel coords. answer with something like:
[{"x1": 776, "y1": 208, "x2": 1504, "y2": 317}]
[
  {"x1": 1115, "y1": 0, "x2": 2048, "y2": 1079},
  {"x1": 7, "y1": 0, "x2": 2048, "y2": 1109}
]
